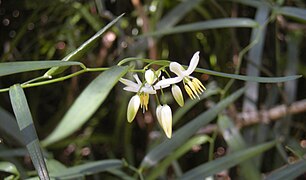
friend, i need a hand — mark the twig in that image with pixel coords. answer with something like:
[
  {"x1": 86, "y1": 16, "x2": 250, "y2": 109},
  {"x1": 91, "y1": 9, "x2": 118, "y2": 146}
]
[{"x1": 236, "y1": 99, "x2": 306, "y2": 128}]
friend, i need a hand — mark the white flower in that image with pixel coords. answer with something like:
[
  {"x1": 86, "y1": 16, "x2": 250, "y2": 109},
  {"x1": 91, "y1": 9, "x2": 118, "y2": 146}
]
[
  {"x1": 120, "y1": 74, "x2": 156, "y2": 122},
  {"x1": 120, "y1": 74, "x2": 156, "y2": 94},
  {"x1": 156, "y1": 104, "x2": 172, "y2": 138},
  {"x1": 127, "y1": 95, "x2": 141, "y2": 123},
  {"x1": 154, "y1": 51, "x2": 206, "y2": 99},
  {"x1": 171, "y1": 84, "x2": 184, "y2": 107}
]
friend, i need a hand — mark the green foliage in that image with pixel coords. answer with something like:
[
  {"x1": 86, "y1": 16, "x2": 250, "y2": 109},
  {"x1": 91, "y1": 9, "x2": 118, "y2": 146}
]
[{"x1": 0, "y1": 0, "x2": 305, "y2": 179}]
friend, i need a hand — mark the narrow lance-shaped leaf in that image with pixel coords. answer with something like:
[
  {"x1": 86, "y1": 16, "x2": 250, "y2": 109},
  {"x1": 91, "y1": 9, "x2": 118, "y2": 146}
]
[
  {"x1": 0, "y1": 107, "x2": 24, "y2": 145},
  {"x1": 147, "y1": 135, "x2": 210, "y2": 180},
  {"x1": 44, "y1": 13, "x2": 124, "y2": 77},
  {"x1": 194, "y1": 67, "x2": 302, "y2": 83},
  {"x1": 274, "y1": 6, "x2": 306, "y2": 21},
  {"x1": 130, "y1": 60, "x2": 301, "y2": 83},
  {"x1": 42, "y1": 65, "x2": 130, "y2": 146},
  {"x1": 9, "y1": 84, "x2": 49, "y2": 180},
  {"x1": 50, "y1": 159, "x2": 122, "y2": 179},
  {"x1": 140, "y1": 18, "x2": 258, "y2": 37},
  {"x1": 179, "y1": 141, "x2": 276, "y2": 179},
  {"x1": 141, "y1": 87, "x2": 245, "y2": 169},
  {"x1": 218, "y1": 115, "x2": 261, "y2": 180},
  {"x1": 0, "y1": 61, "x2": 82, "y2": 77},
  {"x1": 264, "y1": 159, "x2": 306, "y2": 180},
  {"x1": 156, "y1": 0, "x2": 204, "y2": 30}
]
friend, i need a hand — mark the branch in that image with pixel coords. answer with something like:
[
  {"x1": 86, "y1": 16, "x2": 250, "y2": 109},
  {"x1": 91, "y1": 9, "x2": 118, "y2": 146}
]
[{"x1": 236, "y1": 99, "x2": 306, "y2": 127}]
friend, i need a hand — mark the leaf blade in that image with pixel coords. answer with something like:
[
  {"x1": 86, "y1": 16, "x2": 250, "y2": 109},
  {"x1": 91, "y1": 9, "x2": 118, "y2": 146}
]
[
  {"x1": 0, "y1": 61, "x2": 82, "y2": 77},
  {"x1": 195, "y1": 68, "x2": 302, "y2": 83},
  {"x1": 42, "y1": 65, "x2": 129, "y2": 146},
  {"x1": 140, "y1": 18, "x2": 258, "y2": 37},
  {"x1": 9, "y1": 84, "x2": 49, "y2": 180},
  {"x1": 179, "y1": 141, "x2": 275, "y2": 179},
  {"x1": 141, "y1": 87, "x2": 245, "y2": 169},
  {"x1": 50, "y1": 159, "x2": 122, "y2": 179},
  {"x1": 44, "y1": 14, "x2": 124, "y2": 77},
  {"x1": 265, "y1": 159, "x2": 306, "y2": 180}
]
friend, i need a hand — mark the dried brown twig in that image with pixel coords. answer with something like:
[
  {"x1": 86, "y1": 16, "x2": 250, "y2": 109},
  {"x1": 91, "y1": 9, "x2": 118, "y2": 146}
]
[{"x1": 236, "y1": 99, "x2": 306, "y2": 128}]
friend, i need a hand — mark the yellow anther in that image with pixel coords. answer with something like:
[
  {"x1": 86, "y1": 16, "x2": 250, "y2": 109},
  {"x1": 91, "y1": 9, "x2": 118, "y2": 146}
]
[
  {"x1": 184, "y1": 84, "x2": 195, "y2": 99},
  {"x1": 140, "y1": 93, "x2": 149, "y2": 111},
  {"x1": 192, "y1": 78, "x2": 206, "y2": 92},
  {"x1": 187, "y1": 81, "x2": 200, "y2": 99}
]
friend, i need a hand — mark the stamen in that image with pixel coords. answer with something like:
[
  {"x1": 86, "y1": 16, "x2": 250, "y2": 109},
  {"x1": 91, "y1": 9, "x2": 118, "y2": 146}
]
[
  {"x1": 192, "y1": 78, "x2": 206, "y2": 91},
  {"x1": 184, "y1": 84, "x2": 195, "y2": 99},
  {"x1": 187, "y1": 81, "x2": 200, "y2": 99}
]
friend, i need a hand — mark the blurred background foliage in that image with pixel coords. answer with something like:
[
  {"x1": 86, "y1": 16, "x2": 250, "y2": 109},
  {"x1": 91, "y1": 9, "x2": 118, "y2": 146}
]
[{"x1": 0, "y1": 0, "x2": 306, "y2": 179}]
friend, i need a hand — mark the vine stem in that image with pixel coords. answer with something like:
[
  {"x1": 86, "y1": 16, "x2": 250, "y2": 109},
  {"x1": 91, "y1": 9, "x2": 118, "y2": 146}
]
[{"x1": 0, "y1": 67, "x2": 109, "y2": 93}]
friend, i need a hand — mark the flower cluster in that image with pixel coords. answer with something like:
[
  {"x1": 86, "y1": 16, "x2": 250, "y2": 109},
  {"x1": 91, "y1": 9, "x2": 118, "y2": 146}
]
[{"x1": 120, "y1": 51, "x2": 206, "y2": 138}]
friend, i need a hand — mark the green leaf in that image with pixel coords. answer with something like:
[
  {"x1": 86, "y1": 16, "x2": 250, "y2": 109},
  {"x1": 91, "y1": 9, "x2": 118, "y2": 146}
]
[
  {"x1": 0, "y1": 161, "x2": 19, "y2": 177},
  {"x1": 264, "y1": 159, "x2": 306, "y2": 180},
  {"x1": 195, "y1": 68, "x2": 302, "y2": 83},
  {"x1": 0, "y1": 61, "x2": 82, "y2": 77},
  {"x1": 132, "y1": 60, "x2": 301, "y2": 83},
  {"x1": 179, "y1": 141, "x2": 276, "y2": 180},
  {"x1": 275, "y1": 6, "x2": 306, "y2": 21},
  {"x1": 42, "y1": 65, "x2": 130, "y2": 146},
  {"x1": 173, "y1": 85, "x2": 220, "y2": 125},
  {"x1": 0, "y1": 148, "x2": 28, "y2": 157},
  {"x1": 231, "y1": 0, "x2": 269, "y2": 7},
  {"x1": 9, "y1": 84, "x2": 49, "y2": 180},
  {"x1": 50, "y1": 160, "x2": 122, "y2": 179},
  {"x1": 140, "y1": 18, "x2": 258, "y2": 37},
  {"x1": 156, "y1": 0, "x2": 204, "y2": 30},
  {"x1": 140, "y1": 87, "x2": 245, "y2": 169},
  {"x1": 44, "y1": 14, "x2": 124, "y2": 77},
  {"x1": 218, "y1": 115, "x2": 261, "y2": 180},
  {"x1": 147, "y1": 135, "x2": 210, "y2": 180},
  {"x1": 45, "y1": 159, "x2": 67, "y2": 174},
  {"x1": 0, "y1": 107, "x2": 24, "y2": 145}
]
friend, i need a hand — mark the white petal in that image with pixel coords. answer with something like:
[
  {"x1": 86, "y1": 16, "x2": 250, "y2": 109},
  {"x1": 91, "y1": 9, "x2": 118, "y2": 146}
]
[
  {"x1": 184, "y1": 51, "x2": 200, "y2": 76},
  {"x1": 120, "y1": 78, "x2": 138, "y2": 88},
  {"x1": 141, "y1": 86, "x2": 157, "y2": 94},
  {"x1": 170, "y1": 62, "x2": 184, "y2": 77},
  {"x1": 123, "y1": 86, "x2": 139, "y2": 93},
  {"x1": 133, "y1": 74, "x2": 142, "y2": 85},
  {"x1": 127, "y1": 95, "x2": 140, "y2": 123},
  {"x1": 154, "y1": 76, "x2": 182, "y2": 88}
]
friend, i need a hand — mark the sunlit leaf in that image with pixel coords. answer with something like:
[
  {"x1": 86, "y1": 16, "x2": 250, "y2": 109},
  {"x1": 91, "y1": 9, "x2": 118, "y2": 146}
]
[
  {"x1": 9, "y1": 84, "x2": 49, "y2": 179},
  {"x1": 42, "y1": 65, "x2": 130, "y2": 146},
  {"x1": 0, "y1": 161, "x2": 19, "y2": 178}
]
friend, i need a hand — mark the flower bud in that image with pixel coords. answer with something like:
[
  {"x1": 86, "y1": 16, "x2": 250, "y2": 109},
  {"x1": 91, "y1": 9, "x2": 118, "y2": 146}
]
[
  {"x1": 156, "y1": 104, "x2": 172, "y2": 138},
  {"x1": 145, "y1": 69, "x2": 155, "y2": 85},
  {"x1": 127, "y1": 95, "x2": 140, "y2": 123},
  {"x1": 171, "y1": 84, "x2": 184, "y2": 107}
]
